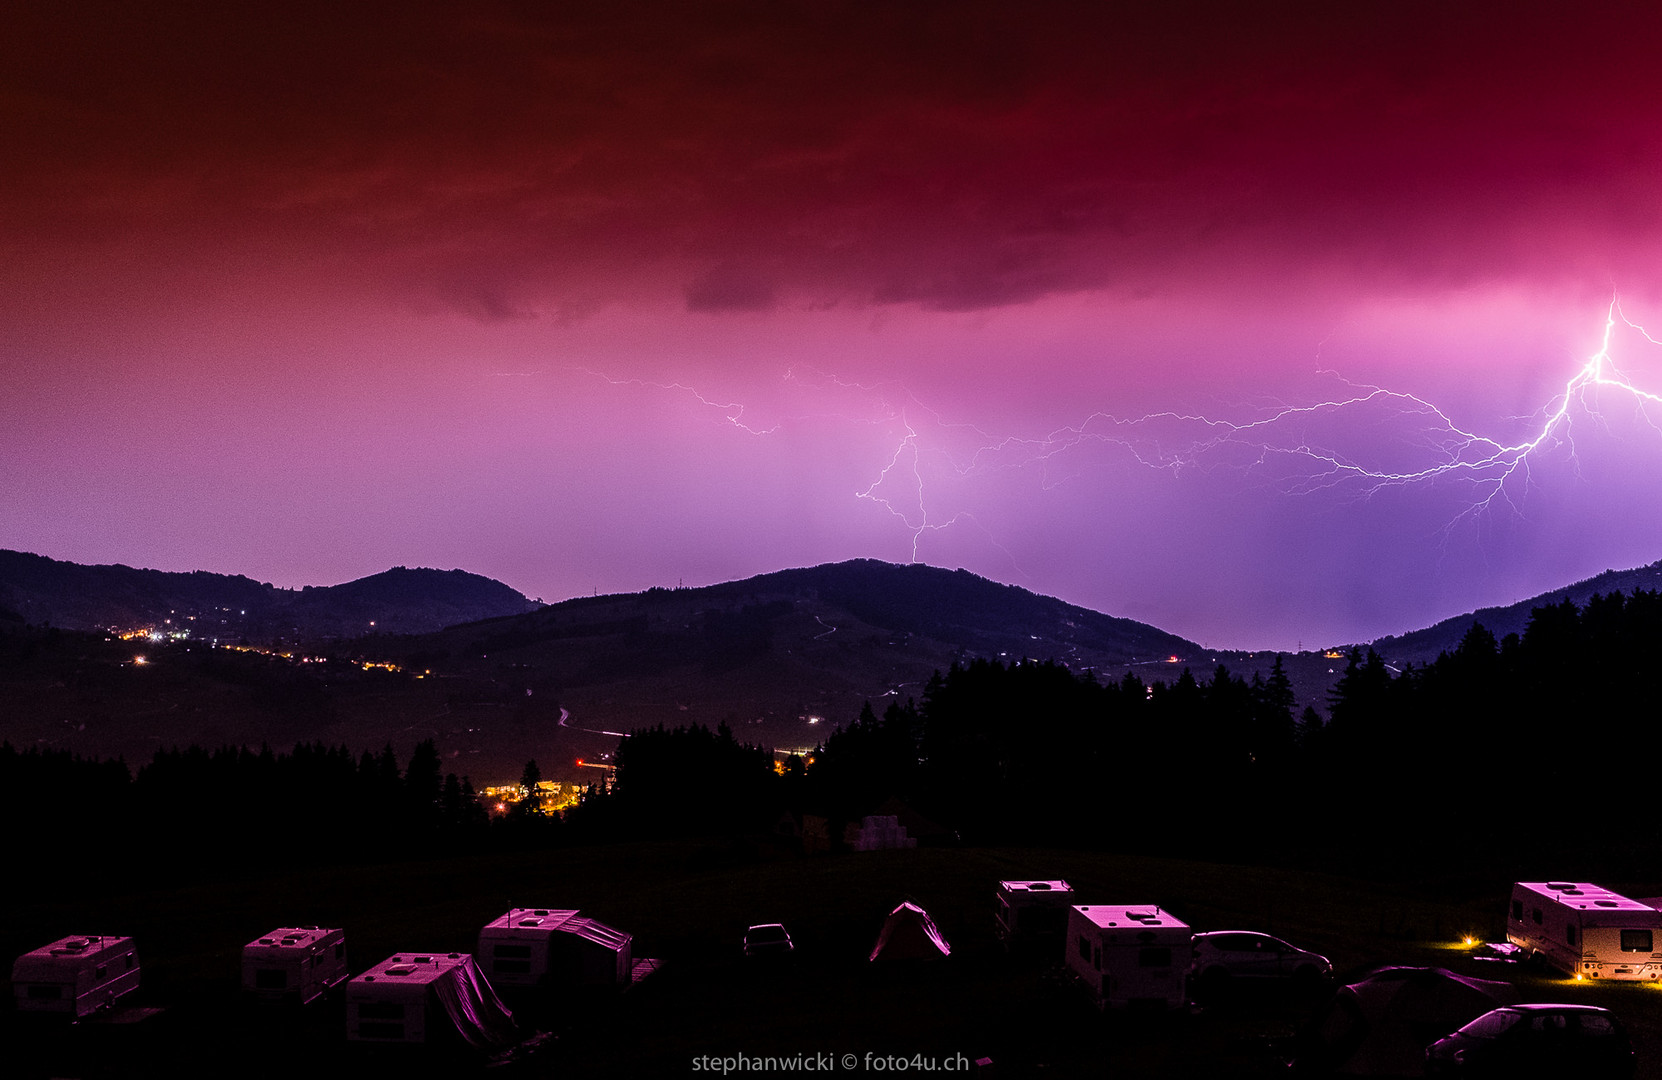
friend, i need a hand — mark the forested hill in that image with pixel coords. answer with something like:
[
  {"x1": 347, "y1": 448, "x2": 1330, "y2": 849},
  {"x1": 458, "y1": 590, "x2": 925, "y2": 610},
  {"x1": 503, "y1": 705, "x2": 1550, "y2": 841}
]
[
  {"x1": 0, "y1": 550, "x2": 541, "y2": 638},
  {"x1": 1370, "y1": 558, "x2": 1662, "y2": 664},
  {"x1": 394, "y1": 558, "x2": 1205, "y2": 746}
]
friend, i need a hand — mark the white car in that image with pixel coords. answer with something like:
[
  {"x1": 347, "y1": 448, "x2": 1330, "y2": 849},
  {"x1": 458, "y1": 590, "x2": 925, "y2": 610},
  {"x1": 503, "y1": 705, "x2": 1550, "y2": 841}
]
[{"x1": 1190, "y1": 931, "x2": 1331, "y2": 993}]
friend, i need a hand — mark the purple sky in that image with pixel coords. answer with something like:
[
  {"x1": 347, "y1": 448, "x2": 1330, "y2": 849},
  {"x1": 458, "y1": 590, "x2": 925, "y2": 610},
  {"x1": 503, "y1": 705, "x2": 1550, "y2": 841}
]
[{"x1": 8, "y1": 1, "x2": 1662, "y2": 650}]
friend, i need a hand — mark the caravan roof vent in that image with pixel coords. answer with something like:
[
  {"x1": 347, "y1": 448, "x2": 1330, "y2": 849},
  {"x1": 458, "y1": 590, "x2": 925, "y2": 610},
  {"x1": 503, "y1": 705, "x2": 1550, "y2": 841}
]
[
  {"x1": 1596, "y1": 900, "x2": 1619, "y2": 907},
  {"x1": 1547, "y1": 883, "x2": 1578, "y2": 891},
  {"x1": 1127, "y1": 910, "x2": 1159, "y2": 922},
  {"x1": 519, "y1": 919, "x2": 543, "y2": 927},
  {"x1": 413, "y1": 956, "x2": 433, "y2": 964},
  {"x1": 1030, "y1": 883, "x2": 1052, "y2": 891},
  {"x1": 532, "y1": 909, "x2": 550, "y2": 916}
]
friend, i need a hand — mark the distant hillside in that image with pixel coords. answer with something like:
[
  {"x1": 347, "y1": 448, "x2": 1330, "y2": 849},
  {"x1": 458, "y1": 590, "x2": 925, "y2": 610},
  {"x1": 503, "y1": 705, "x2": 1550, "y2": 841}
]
[
  {"x1": 0, "y1": 550, "x2": 542, "y2": 639},
  {"x1": 376, "y1": 559, "x2": 1206, "y2": 771},
  {"x1": 0, "y1": 555, "x2": 1201, "y2": 784},
  {"x1": 1371, "y1": 558, "x2": 1662, "y2": 664}
]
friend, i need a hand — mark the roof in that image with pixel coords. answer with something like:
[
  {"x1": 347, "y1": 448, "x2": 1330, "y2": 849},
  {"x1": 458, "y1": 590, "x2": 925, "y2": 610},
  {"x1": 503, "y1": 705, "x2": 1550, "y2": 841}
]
[
  {"x1": 1515, "y1": 882, "x2": 1655, "y2": 911},
  {"x1": 480, "y1": 909, "x2": 581, "y2": 938},
  {"x1": 353, "y1": 953, "x2": 472, "y2": 987},
  {"x1": 14, "y1": 935, "x2": 133, "y2": 964},
  {"x1": 998, "y1": 880, "x2": 1073, "y2": 895},
  {"x1": 1072, "y1": 905, "x2": 1188, "y2": 930},
  {"x1": 244, "y1": 927, "x2": 341, "y2": 953}
]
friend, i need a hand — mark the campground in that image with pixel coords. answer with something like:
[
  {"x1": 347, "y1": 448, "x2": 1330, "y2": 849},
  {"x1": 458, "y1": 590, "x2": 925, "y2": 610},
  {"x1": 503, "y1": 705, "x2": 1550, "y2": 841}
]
[{"x1": 5, "y1": 841, "x2": 1662, "y2": 1078}]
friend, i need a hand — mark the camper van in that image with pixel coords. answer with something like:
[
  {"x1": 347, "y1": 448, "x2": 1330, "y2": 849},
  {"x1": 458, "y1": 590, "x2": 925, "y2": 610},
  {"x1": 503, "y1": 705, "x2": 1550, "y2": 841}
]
[
  {"x1": 995, "y1": 880, "x2": 1074, "y2": 954},
  {"x1": 11, "y1": 935, "x2": 140, "y2": 1017},
  {"x1": 346, "y1": 952, "x2": 515, "y2": 1046},
  {"x1": 1065, "y1": 905, "x2": 1191, "y2": 1009},
  {"x1": 476, "y1": 908, "x2": 634, "y2": 988},
  {"x1": 1507, "y1": 882, "x2": 1662, "y2": 981},
  {"x1": 242, "y1": 927, "x2": 348, "y2": 1004}
]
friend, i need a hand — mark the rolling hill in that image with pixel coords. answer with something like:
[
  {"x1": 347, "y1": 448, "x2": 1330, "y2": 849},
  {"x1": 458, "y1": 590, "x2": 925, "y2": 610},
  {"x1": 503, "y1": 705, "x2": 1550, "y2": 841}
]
[
  {"x1": 1369, "y1": 558, "x2": 1662, "y2": 665},
  {"x1": 0, "y1": 549, "x2": 542, "y2": 638}
]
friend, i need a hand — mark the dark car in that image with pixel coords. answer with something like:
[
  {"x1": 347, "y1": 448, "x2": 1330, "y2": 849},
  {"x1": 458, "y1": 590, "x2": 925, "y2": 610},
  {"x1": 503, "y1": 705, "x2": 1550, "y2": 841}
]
[
  {"x1": 1425, "y1": 1004, "x2": 1635, "y2": 1078},
  {"x1": 742, "y1": 923, "x2": 795, "y2": 959},
  {"x1": 1190, "y1": 930, "x2": 1331, "y2": 996}
]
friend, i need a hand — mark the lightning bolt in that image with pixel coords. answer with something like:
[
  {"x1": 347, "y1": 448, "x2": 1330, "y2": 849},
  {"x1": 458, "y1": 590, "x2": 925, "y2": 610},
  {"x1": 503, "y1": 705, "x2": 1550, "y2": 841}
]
[{"x1": 576, "y1": 297, "x2": 1662, "y2": 576}]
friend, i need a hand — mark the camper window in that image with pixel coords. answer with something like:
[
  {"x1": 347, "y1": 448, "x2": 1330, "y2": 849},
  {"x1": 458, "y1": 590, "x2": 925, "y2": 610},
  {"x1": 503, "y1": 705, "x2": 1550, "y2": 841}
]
[
  {"x1": 1567, "y1": 925, "x2": 1577, "y2": 946},
  {"x1": 1621, "y1": 929, "x2": 1653, "y2": 952},
  {"x1": 1533, "y1": 908, "x2": 1543, "y2": 924},
  {"x1": 255, "y1": 968, "x2": 288, "y2": 990},
  {"x1": 26, "y1": 985, "x2": 63, "y2": 999},
  {"x1": 1138, "y1": 947, "x2": 1172, "y2": 968},
  {"x1": 1078, "y1": 936, "x2": 1090, "y2": 962},
  {"x1": 1513, "y1": 900, "x2": 1523, "y2": 921},
  {"x1": 358, "y1": 1002, "x2": 404, "y2": 1019}
]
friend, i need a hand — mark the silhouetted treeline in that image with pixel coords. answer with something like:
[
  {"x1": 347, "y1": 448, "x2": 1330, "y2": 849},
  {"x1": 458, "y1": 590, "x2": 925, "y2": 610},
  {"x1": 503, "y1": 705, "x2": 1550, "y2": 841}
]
[
  {"x1": 597, "y1": 721, "x2": 782, "y2": 836},
  {"x1": 0, "y1": 737, "x2": 545, "y2": 883},
  {"x1": 1309, "y1": 589, "x2": 1662, "y2": 875},
  {"x1": 799, "y1": 657, "x2": 1300, "y2": 856}
]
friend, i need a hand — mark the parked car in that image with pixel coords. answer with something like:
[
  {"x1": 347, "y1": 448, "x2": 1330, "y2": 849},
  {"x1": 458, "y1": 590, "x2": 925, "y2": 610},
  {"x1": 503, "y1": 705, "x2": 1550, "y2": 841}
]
[
  {"x1": 1190, "y1": 931, "x2": 1330, "y2": 995},
  {"x1": 1425, "y1": 1004, "x2": 1635, "y2": 1078},
  {"x1": 742, "y1": 923, "x2": 795, "y2": 960}
]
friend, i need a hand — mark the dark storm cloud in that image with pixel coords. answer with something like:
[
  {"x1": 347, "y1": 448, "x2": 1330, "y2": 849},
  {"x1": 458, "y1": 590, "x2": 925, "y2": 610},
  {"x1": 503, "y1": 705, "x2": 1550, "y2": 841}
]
[
  {"x1": 5, "y1": 1, "x2": 1662, "y2": 316},
  {"x1": 685, "y1": 264, "x2": 775, "y2": 313}
]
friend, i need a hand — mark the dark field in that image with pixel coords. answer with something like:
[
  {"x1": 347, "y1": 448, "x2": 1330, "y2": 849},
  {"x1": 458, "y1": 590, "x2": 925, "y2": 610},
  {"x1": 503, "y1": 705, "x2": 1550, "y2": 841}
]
[{"x1": 6, "y1": 843, "x2": 1660, "y2": 1078}]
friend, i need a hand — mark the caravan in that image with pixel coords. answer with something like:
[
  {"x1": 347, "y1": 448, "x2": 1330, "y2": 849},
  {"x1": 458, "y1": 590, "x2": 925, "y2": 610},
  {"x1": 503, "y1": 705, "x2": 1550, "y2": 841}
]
[
  {"x1": 994, "y1": 880, "x2": 1074, "y2": 954},
  {"x1": 1065, "y1": 905, "x2": 1190, "y2": 1009},
  {"x1": 476, "y1": 908, "x2": 634, "y2": 988},
  {"x1": 346, "y1": 952, "x2": 516, "y2": 1047},
  {"x1": 11, "y1": 935, "x2": 140, "y2": 1017},
  {"x1": 1507, "y1": 882, "x2": 1662, "y2": 981},
  {"x1": 242, "y1": 927, "x2": 349, "y2": 1004}
]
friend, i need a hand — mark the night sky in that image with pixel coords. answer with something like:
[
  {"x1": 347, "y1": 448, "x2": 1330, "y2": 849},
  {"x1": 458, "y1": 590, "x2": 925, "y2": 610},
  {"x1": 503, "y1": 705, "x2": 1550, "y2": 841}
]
[{"x1": 8, "y1": 1, "x2": 1662, "y2": 650}]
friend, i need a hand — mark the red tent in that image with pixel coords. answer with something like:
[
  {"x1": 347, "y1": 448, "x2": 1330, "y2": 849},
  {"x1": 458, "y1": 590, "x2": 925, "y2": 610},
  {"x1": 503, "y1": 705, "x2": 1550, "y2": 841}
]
[{"x1": 868, "y1": 902, "x2": 952, "y2": 962}]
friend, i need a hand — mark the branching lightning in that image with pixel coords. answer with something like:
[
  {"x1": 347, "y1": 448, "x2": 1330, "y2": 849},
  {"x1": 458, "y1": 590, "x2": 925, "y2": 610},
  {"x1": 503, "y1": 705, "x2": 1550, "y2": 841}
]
[{"x1": 578, "y1": 298, "x2": 1662, "y2": 572}]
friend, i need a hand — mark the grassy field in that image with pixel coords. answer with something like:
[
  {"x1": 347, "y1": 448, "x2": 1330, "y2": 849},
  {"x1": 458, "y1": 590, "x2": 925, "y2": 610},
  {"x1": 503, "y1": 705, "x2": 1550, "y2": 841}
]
[{"x1": 5, "y1": 841, "x2": 1660, "y2": 1078}]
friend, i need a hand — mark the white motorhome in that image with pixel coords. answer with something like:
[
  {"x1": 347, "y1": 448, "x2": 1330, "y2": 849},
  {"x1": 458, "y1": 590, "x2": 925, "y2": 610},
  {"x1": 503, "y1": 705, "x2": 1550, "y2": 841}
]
[
  {"x1": 242, "y1": 927, "x2": 349, "y2": 1004},
  {"x1": 995, "y1": 880, "x2": 1074, "y2": 953},
  {"x1": 476, "y1": 908, "x2": 633, "y2": 988},
  {"x1": 11, "y1": 935, "x2": 140, "y2": 1017},
  {"x1": 1064, "y1": 905, "x2": 1191, "y2": 1009},
  {"x1": 346, "y1": 952, "x2": 515, "y2": 1047},
  {"x1": 1507, "y1": 882, "x2": 1662, "y2": 981}
]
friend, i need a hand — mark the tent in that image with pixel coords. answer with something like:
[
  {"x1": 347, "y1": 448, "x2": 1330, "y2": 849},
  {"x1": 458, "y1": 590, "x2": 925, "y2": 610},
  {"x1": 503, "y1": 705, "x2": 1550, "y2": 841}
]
[
  {"x1": 1298, "y1": 966, "x2": 1521, "y2": 1076},
  {"x1": 868, "y1": 902, "x2": 952, "y2": 961}
]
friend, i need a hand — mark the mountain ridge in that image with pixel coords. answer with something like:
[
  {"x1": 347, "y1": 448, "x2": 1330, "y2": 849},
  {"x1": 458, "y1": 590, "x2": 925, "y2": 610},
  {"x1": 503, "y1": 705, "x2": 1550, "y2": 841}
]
[
  {"x1": 1369, "y1": 558, "x2": 1662, "y2": 664},
  {"x1": 0, "y1": 549, "x2": 542, "y2": 638}
]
